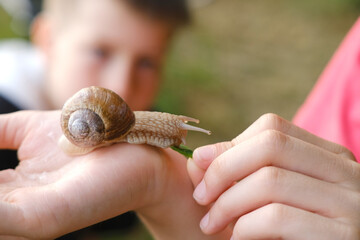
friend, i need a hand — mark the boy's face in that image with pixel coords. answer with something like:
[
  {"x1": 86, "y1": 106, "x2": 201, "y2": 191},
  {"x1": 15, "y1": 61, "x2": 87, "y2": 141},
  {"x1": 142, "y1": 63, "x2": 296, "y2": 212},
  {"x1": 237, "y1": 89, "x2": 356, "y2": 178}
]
[{"x1": 43, "y1": 0, "x2": 171, "y2": 110}]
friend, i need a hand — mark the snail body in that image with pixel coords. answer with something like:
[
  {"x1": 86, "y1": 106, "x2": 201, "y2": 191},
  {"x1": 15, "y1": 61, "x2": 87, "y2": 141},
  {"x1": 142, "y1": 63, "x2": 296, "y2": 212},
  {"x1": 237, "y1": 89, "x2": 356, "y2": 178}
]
[{"x1": 59, "y1": 86, "x2": 210, "y2": 155}]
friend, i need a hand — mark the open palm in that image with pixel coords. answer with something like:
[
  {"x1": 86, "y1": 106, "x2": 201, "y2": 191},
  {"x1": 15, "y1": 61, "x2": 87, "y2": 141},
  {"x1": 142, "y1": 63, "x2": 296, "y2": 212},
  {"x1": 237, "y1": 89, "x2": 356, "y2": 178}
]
[{"x1": 0, "y1": 111, "x2": 162, "y2": 239}]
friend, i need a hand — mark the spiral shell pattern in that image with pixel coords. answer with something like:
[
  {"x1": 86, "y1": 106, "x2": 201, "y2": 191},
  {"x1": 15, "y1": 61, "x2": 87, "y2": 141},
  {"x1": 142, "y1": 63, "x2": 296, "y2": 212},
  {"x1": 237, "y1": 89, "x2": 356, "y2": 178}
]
[{"x1": 60, "y1": 86, "x2": 135, "y2": 148}]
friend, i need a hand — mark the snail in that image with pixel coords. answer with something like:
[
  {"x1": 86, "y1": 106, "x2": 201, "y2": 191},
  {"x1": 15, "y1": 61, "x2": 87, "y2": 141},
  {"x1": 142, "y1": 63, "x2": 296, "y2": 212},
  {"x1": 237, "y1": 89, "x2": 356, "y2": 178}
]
[{"x1": 58, "y1": 86, "x2": 211, "y2": 155}]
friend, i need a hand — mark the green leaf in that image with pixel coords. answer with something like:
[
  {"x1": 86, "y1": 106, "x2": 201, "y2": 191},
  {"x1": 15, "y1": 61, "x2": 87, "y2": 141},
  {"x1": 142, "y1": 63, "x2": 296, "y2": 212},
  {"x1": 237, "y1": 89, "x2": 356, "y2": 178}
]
[{"x1": 170, "y1": 145, "x2": 194, "y2": 158}]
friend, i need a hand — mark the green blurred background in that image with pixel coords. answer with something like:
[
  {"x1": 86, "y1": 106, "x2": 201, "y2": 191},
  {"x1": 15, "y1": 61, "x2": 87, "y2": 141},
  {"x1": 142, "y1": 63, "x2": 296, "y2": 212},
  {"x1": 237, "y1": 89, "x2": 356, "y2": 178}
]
[
  {"x1": 160, "y1": 0, "x2": 359, "y2": 149},
  {"x1": 0, "y1": 0, "x2": 359, "y2": 239}
]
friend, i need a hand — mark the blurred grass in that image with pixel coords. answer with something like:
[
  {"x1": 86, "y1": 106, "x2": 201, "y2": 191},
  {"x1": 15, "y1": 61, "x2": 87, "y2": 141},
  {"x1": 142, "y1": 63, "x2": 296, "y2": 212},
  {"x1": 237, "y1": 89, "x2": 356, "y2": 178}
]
[
  {"x1": 0, "y1": 0, "x2": 359, "y2": 239},
  {"x1": 0, "y1": 7, "x2": 18, "y2": 39}
]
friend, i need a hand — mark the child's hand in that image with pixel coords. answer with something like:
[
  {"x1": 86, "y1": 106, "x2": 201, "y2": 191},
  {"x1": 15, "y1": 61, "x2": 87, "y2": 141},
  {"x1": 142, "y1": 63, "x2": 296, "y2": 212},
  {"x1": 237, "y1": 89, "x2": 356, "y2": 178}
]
[
  {"x1": 188, "y1": 113, "x2": 360, "y2": 239},
  {"x1": 0, "y1": 111, "x2": 165, "y2": 238}
]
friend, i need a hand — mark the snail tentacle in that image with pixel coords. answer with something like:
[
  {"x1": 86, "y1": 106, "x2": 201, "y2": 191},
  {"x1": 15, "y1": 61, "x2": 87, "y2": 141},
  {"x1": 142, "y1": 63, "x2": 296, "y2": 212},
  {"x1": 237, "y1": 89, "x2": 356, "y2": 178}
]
[{"x1": 178, "y1": 121, "x2": 211, "y2": 135}]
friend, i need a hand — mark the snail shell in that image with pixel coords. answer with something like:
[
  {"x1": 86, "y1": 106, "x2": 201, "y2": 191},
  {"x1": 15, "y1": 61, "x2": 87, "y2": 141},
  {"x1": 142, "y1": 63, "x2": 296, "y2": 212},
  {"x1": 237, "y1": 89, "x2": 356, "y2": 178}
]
[{"x1": 60, "y1": 86, "x2": 135, "y2": 148}]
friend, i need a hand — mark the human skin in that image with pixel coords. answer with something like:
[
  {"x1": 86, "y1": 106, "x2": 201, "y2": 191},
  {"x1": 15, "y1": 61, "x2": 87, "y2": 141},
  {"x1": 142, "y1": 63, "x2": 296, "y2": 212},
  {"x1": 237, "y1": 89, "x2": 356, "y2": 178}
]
[
  {"x1": 32, "y1": 0, "x2": 171, "y2": 111},
  {"x1": 2, "y1": 111, "x2": 358, "y2": 239},
  {"x1": 0, "y1": 111, "x2": 231, "y2": 240},
  {"x1": 188, "y1": 113, "x2": 360, "y2": 239}
]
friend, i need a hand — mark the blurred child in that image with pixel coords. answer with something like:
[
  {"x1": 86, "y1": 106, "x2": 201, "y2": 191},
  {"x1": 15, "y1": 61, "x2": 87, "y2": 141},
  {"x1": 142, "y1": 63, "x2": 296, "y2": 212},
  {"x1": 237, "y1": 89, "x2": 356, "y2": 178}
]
[{"x1": 0, "y1": 0, "x2": 190, "y2": 238}]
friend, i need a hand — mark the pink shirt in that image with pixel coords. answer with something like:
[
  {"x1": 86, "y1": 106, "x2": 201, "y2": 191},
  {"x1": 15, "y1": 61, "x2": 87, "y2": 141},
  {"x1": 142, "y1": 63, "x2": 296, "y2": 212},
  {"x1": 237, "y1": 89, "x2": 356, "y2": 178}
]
[{"x1": 293, "y1": 18, "x2": 360, "y2": 162}]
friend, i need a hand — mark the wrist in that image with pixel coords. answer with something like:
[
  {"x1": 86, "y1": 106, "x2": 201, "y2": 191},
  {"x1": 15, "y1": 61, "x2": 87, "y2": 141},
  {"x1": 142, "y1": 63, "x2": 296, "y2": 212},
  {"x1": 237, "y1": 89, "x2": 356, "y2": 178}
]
[{"x1": 136, "y1": 149, "x2": 232, "y2": 240}]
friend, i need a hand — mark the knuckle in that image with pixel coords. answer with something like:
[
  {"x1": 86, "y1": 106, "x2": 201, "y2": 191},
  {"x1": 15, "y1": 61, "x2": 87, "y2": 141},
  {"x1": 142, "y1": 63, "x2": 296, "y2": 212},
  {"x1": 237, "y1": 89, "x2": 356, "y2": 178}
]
[
  {"x1": 210, "y1": 157, "x2": 229, "y2": 177},
  {"x1": 342, "y1": 149, "x2": 356, "y2": 161},
  {"x1": 258, "y1": 113, "x2": 288, "y2": 132},
  {"x1": 206, "y1": 158, "x2": 229, "y2": 186},
  {"x1": 343, "y1": 162, "x2": 360, "y2": 190},
  {"x1": 263, "y1": 203, "x2": 289, "y2": 225},
  {"x1": 232, "y1": 203, "x2": 290, "y2": 239},
  {"x1": 336, "y1": 145, "x2": 356, "y2": 161},
  {"x1": 214, "y1": 195, "x2": 233, "y2": 219},
  {"x1": 257, "y1": 166, "x2": 284, "y2": 190},
  {"x1": 259, "y1": 129, "x2": 289, "y2": 156},
  {"x1": 232, "y1": 216, "x2": 247, "y2": 239},
  {"x1": 214, "y1": 142, "x2": 231, "y2": 157}
]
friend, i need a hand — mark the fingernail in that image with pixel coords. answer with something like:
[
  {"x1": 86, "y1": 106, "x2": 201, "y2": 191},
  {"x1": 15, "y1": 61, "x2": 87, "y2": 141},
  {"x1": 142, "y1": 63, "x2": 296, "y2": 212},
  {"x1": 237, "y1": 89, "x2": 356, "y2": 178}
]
[
  {"x1": 193, "y1": 179, "x2": 206, "y2": 202},
  {"x1": 200, "y1": 212, "x2": 209, "y2": 230}
]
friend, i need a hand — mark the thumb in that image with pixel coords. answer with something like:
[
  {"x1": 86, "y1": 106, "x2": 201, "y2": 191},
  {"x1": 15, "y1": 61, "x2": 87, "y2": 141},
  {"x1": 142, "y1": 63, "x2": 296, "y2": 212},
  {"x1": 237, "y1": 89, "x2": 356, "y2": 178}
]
[
  {"x1": 192, "y1": 140, "x2": 234, "y2": 170},
  {"x1": 188, "y1": 141, "x2": 235, "y2": 188},
  {"x1": 0, "y1": 111, "x2": 31, "y2": 150}
]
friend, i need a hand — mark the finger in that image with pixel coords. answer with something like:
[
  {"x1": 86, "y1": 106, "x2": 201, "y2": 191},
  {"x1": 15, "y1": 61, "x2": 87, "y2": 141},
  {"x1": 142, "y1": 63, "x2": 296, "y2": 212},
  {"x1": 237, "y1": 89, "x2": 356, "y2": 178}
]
[
  {"x1": 194, "y1": 130, "x2": 360, "y2": 205},
  {"x1": 199, "y1": 167, "x2": 359, "y2": 234},
  {"x1": 193, "y1": 113, "x2": 355, "y2": 173},
  {"x1": 0, "y1": 112, "x2": 31, "y2": 150},
  {"x1": 237, "y1": 113, "x2": 356, "y2": 160},
  {"x1": 0, "y1": 111, "x2": 61, "y2": 153},
  {"x1": 193, "y1": 141, "x2": 234, "y2": 170},
  {"x1": 187, "y1": 158, "x2": 205, "y2": 187},
  {"x1": 0, "y1": 169, "x2": 18, "y2": 183},
  {"x1": 231, "y1": 203, "x2": 358, "y2": 240}
]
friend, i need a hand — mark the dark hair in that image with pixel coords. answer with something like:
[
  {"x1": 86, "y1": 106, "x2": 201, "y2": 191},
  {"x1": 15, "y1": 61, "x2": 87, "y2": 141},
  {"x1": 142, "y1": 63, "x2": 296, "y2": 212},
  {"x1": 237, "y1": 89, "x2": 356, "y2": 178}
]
[
  {"x1": 123, "y1": 0, "x2": 191, "y2": 28},
  {"x1": 43, "y1": 0, "x2": 190, "y2": 29}
]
